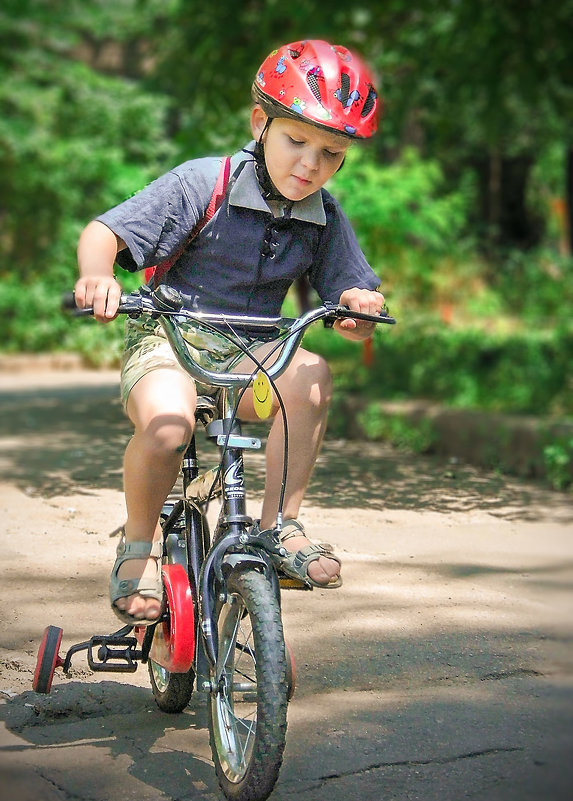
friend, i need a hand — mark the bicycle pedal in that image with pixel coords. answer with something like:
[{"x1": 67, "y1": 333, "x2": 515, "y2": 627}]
[
  {"x1": 278, "y1": 576, "x2": 313, "y2": 591},
  {"x1": 87, "y1": 635, "x2": 141, "y2": 673}
]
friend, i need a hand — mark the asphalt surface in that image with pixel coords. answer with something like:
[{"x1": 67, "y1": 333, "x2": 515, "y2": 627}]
[{"x1": 0, "y1": 369, "x2": 571, "y2": 801}]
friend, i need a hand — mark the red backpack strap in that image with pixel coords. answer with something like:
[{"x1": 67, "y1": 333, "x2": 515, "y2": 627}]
[
  {"x1": 205, "y1": 155, "x2": 231, "y2": 224},
  {"x1": 145, "y1": 156, "x2": 231, "y2": 287}
]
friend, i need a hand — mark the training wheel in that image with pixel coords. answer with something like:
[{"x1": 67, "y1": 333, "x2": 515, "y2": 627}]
[{"x1": 33, "y1": 625, "x2": 64, "y2": 693}]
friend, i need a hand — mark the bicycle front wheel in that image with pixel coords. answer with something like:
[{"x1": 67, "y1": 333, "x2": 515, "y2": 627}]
[{"x1": 208, "y1": 568, "x2": 288, "y2": 801}]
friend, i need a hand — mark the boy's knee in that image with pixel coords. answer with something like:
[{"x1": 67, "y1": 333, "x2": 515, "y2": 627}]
[
  {"x1": 143, "y1": 413, "x2": 194, "y2": 457},
  {"x1": 288, "y1": 354, "x2": 332, "y2": 410}
]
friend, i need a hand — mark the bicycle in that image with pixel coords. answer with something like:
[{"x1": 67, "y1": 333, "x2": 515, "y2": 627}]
[{"x1": 32, "y1": 284, "x2": 395, "y2": 801}]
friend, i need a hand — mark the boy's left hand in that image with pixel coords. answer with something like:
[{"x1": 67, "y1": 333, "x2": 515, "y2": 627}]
[{"x1": 335, "y1": 287, "x2": 385, "y2": 340}]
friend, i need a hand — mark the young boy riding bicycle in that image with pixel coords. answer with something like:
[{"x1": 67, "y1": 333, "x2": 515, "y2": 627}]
[{"x1": 74, "y1": 40, "x2": 384, "y2": 626}]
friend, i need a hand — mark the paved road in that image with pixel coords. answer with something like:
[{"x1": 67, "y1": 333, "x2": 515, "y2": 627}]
[{"x1": 0, "y1": 370, "x2": 572, "y2": 801}]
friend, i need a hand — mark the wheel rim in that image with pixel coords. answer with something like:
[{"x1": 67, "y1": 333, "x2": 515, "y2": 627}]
[
  {"x1": 210, "y1": 594, "x2": 258, "y2": 782},
  {"x1": 149, "y1": 659, "x2": 170, "y2": 693}
]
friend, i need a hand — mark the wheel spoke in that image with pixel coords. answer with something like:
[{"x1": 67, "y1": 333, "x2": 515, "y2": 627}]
[
  {"x1": 233, "y1": 629, "x2": 256, "y2": 683},
  {"x1": 215, "y1": 598, "x2": 244, "y2": 682},
  {"x1": 221, "y1": 696, "x2": 257, "y2": 754}
]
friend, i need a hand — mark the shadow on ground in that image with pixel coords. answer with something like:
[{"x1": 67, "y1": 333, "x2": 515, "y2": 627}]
[{"x1": 0, "y1": 382, "x2": 570, "y2": 523}]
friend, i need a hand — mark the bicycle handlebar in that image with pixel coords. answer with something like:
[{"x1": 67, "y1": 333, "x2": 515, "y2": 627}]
[{"x1": 63, "y1": 285, "x2": 395, "y2": 388}]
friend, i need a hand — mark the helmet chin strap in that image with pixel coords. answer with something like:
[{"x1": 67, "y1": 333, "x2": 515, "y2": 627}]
[{"x1": 253, "y1": 118, "x2": 292, "y2": 203}]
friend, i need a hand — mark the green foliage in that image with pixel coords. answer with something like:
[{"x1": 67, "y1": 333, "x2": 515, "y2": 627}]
[
  {"x1": 0, "y1": 6, "x2": 175, "y2": 288},
  {"x1": 0, "y1": 276, "x2": 71, "y2": 352},
  {"x1": 331, "y1": 147, "x2": 472, "y2": 251},
  {"x1": 0, "y1": 274, "x2": 130, "y2": 365},
  {"x1": 543, "y1": 437, "x2": 573, "y2": 491},
  {"x1": 356, "y1": 403, "x2": 436, "y2": 453},
  {"x1": 382, "y1": 0, "x2": 573, "y2": 153},
  {"x1": 490, "y1": 249, "x2": 573, "y2": 324},
  {"x1": 305, "y1": 321, "x2": 573, "y2": 417},
  {"x1": 328, "y1": 147, "x2": 475, "y2": 304}
]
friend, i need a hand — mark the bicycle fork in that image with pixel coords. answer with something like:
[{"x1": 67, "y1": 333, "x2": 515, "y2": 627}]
[{"x1": 197, "y1": 387, "x2": 280, "y2": 673}]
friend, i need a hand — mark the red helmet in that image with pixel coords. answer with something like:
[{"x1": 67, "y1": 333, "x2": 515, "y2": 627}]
[{"x1": 252, "y1": 40, "x2": 380, "y2": 139}]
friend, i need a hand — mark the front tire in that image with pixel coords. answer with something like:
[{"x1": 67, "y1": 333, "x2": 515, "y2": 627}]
[{"x1": 208, "y1": 568, "x2": 288, "y2": 801}]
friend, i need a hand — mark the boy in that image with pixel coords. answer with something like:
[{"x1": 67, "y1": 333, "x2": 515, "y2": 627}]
[{"x1": 75, "y1": 40, "x2": 384, "y2": 625}]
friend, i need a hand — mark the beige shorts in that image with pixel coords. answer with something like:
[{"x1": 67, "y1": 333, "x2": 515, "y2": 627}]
[{"x1": 120, "y1": 314, "x2": 277, "y2": 408}]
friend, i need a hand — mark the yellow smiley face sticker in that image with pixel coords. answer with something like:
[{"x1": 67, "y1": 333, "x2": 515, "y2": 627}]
[{"x1": 252, "y1": 371, "x2": 273, "y2": 419}]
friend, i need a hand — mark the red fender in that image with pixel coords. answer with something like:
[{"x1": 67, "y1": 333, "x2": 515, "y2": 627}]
[{"x1": 147, "y1": 564, "x2": 195, "y2": 673}]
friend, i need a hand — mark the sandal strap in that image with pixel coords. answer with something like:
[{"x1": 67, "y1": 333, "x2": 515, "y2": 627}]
[
  {"x1": 116, "y1": 537, "x2": 163, "y2": 560},
  {"x1": 113, "y1": 577, "x2": 162, "y2": 599},
  {"x1": 278, "y1": 519, "x2": 305, "y2": 543},
  {"x1": 290, "y1": 543, "x2": 325, "y2": 571}
]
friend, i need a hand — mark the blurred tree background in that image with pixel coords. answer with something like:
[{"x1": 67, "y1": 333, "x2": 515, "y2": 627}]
[{"x1": 1, "y1": 0, "x2": 572, "y2": 419}]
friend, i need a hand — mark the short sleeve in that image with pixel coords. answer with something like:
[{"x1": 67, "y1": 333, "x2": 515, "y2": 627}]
[
  {"x1": 96, "y1": 157, "x2": 222, "y2": 272},
  {"x1": 307, "y1": 191, "x2": 380, "y2": 302}
]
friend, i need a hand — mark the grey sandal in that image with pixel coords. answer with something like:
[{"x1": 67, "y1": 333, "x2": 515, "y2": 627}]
[
  {"x1": 109, "y1": 531, "x2": 164, "y2": 626},
  {"x1": 257, "y1": 519, "x2": 343, "y2": 589}
]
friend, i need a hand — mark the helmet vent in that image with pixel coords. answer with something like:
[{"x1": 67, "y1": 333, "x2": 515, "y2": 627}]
[
  {"x1": 361, "y1": 88, "x2": 376, "y2": 117},
  {"x1": 306, "y1": 72, "x2": 323, "y2": 103},
  {"x1": 338, "y1": 73, "x2": 350, "y2": 106}
]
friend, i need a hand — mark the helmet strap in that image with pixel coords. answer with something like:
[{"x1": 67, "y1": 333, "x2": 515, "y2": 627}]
[{"x1": 253, "y1": 118, "x2": 292, "y2": 203}]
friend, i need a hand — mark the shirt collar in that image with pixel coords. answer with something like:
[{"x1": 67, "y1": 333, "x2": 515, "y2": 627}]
[{"x1": 228, "y1": 142, "x2": 327, "y2": 226}]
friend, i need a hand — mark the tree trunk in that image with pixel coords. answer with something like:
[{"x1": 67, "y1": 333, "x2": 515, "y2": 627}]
[{"x1": 474, "y1": 150, "x2": 543, "y2": 251}]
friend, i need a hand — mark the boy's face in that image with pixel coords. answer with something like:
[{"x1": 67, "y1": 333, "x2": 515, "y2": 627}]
[{"x1": 251, "y1": 108, "x2": 350, "y2": 201}]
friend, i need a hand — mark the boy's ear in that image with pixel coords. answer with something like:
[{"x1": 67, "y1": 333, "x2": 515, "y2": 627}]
[{"x1": 250, "y1": 105, "x2": 269, "y2": 140}]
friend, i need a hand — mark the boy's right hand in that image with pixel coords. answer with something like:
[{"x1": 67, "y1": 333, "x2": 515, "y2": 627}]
[{"x1": 74, "y1": 275, "x2": 122, "y2": 323}]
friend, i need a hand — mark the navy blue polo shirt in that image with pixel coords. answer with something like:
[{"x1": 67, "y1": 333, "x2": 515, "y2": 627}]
[{"x1": 97, "y1": 143, "x2": 380, "y2": 316}]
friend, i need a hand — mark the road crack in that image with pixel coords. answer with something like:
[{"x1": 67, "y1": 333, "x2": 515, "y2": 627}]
[
  {"x1": 35, "y1": 767, "x2": 85, "y2": 800},
  {"x1": 480, "y1": 668, "x2": 543, "y2": 681},
  {"x1": 280, "y1": 746, "x2": 523, "y2": 794}
]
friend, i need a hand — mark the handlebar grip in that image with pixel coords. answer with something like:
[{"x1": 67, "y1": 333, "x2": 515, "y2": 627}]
[
  {"x1": 331, "y1": 306, "x2": 396, "y2": 325},
  {"x1": 61, "y1": 292, "x2": 94, "y2": 316},
  {"x1": 61, "y1": 292, "x2": 79, "y2": 311},
  {"x1": 61, "y1": 291, "x2": 135, "y2": 316},
  {"x1": 354, "y1": 310, "x2": 396, "y2": 325}
]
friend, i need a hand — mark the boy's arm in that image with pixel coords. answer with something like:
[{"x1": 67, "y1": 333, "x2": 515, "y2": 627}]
[
  {"x1": 334, "y1": 287, "x2": 385, "y2": 342},
  {"x1": 75, "y1": 221, "x2": 126, "y2": 323}
]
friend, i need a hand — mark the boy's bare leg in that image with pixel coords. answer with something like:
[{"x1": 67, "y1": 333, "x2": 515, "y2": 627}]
[
  {"x1": 116, "y1": 369, "x2": 197, "y2": 621},
  {"x1": 237, "y1": 347, "x2": 339, "y2": 584}
]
